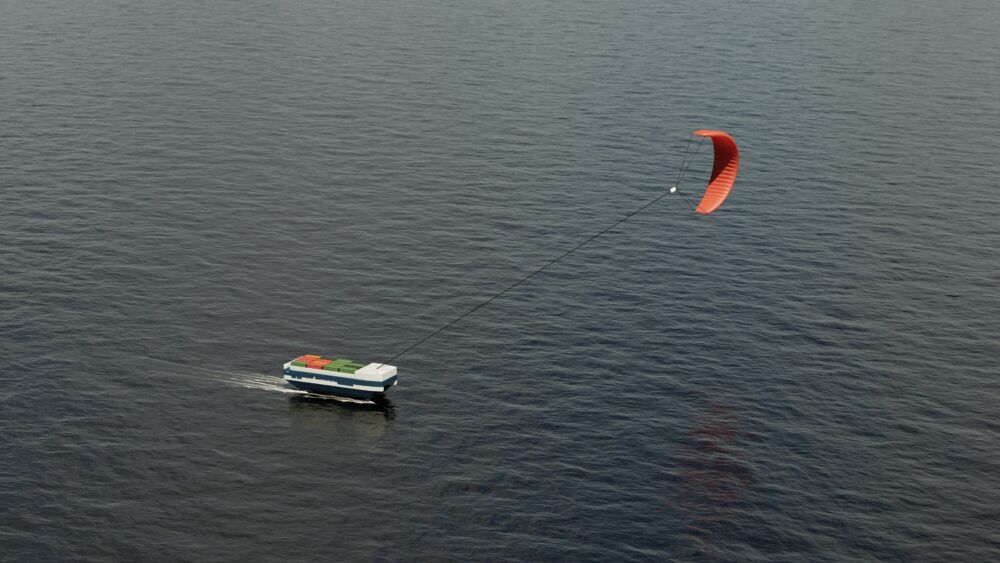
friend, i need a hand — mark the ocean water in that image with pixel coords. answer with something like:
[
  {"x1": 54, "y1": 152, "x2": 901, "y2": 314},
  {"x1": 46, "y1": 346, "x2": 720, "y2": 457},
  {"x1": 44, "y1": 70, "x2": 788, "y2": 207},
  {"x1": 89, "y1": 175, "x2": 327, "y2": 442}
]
[{"x1": 2, "y1": 0, "x2": 999, "y2": 560}]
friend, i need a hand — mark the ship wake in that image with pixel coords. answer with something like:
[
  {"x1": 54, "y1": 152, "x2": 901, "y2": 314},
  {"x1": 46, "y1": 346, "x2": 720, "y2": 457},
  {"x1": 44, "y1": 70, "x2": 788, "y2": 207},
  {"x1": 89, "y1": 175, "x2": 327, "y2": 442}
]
[{"x1": 219, "y1": 373, "x2": 376, "y2": 404}]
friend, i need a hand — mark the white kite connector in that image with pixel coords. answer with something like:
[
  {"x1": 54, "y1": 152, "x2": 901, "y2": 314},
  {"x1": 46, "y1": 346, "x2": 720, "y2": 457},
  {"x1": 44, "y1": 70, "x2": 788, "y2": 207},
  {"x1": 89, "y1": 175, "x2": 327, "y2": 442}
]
[{"x1": 670, "y1": 186, "x2": 677, "y2": 194}]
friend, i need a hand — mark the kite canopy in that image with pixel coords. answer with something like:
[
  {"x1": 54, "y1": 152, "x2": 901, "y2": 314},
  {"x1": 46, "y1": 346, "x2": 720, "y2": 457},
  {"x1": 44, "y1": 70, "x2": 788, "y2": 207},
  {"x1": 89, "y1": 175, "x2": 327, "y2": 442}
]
[{"x1": 692, "y1": 130, "x2": 739, "y2": 215}]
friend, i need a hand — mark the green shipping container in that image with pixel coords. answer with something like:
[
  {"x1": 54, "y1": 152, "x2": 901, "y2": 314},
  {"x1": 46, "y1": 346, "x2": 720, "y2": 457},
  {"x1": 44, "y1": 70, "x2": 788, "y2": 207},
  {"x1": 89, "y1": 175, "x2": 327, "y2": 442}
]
[{"x1": 291, "y1": 361, "x2": 309, "y2": 367}]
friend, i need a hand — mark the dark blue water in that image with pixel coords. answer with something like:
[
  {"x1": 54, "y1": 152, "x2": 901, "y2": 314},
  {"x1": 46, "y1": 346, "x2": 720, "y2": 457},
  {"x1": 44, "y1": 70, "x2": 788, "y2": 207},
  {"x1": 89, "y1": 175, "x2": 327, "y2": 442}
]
[{"x1": 2, "y1": 0, "x2": 999, "y2": 560}]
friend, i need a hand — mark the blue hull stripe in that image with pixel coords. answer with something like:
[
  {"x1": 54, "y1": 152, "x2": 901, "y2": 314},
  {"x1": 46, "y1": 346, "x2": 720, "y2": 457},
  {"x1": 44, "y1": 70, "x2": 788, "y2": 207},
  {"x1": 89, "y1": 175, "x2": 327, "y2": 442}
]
[{"x1": 286, "y1": 380, "x2": 379, "y2": 399}]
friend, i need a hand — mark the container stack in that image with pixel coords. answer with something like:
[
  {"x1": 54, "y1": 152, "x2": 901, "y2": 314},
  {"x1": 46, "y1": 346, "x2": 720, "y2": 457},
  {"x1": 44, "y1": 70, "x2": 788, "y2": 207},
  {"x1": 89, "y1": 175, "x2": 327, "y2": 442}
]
[{"x1": 290, "y1": 354, "x2": 369, "y2": 375}]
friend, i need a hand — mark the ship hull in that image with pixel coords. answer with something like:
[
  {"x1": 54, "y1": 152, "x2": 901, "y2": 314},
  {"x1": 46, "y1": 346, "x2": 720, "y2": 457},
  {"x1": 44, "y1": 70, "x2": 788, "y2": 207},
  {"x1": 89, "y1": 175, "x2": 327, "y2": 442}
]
[
  {"x1": 283, "y1": 363, "x2": 397, "y2": 400},
  {"x1": 284, "y1": 378, "x2": 383, "y2": 400}
]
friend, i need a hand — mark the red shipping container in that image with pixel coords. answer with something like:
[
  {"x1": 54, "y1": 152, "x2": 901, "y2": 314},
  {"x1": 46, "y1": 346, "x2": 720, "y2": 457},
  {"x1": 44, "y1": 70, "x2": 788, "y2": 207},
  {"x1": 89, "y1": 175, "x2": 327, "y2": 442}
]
[{"x1": 307, "y1": 359, "x2": 331, "y2": 369}]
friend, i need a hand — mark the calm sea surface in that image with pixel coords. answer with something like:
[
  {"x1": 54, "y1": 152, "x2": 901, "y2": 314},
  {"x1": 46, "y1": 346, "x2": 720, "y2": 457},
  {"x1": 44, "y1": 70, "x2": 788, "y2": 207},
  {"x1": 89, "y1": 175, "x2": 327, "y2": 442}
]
[{"x1": 2, "y1": 0, "x2": 999, "y2": 560}]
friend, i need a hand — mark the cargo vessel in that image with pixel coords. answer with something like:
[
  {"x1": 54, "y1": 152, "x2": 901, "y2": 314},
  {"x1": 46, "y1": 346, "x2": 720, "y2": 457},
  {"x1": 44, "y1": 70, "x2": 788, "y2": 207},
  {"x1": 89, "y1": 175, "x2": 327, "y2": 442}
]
[{"x1": 283, "y1": 355, "x2": 398, "y2": 400}]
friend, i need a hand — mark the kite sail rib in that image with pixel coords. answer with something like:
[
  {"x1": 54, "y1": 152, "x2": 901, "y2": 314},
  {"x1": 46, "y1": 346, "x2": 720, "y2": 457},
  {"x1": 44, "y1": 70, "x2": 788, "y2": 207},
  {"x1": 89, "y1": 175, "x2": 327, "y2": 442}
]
[{"x1": 691, "y1": 130, "x2": 739, "y2": 215}]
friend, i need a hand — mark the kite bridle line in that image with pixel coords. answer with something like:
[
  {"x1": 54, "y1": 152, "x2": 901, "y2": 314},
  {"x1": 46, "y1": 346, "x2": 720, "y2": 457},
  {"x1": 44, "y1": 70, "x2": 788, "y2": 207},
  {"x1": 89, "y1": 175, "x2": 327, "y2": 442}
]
[
  {"x1": 378, "y1": 136, "x2": 708, "y2": 367},
  {"x1": 671, "y1": 134, "x2": 709, "y2": 212}
]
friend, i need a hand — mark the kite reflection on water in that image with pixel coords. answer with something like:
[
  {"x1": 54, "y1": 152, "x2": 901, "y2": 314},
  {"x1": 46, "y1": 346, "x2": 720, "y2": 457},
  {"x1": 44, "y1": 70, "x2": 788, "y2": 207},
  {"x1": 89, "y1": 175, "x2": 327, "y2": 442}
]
[{"x1": 676, "y1": 403, "x2": 753, "y2": 555}]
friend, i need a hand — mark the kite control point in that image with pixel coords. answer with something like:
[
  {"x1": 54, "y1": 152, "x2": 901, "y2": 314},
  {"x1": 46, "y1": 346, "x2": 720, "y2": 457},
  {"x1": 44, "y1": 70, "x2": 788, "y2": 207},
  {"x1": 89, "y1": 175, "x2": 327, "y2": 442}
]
[{"x1": 670, "y1": 186, "x2": 677, "y2": 194}]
